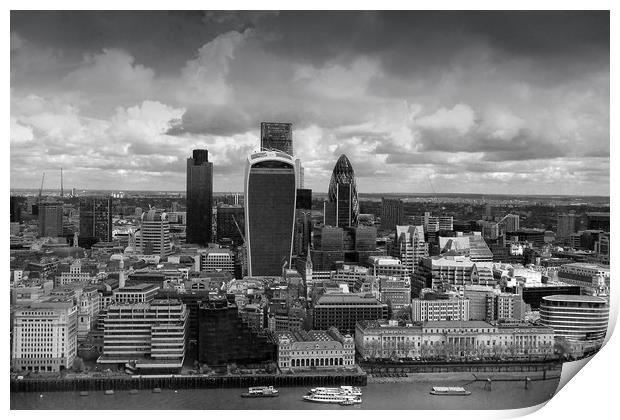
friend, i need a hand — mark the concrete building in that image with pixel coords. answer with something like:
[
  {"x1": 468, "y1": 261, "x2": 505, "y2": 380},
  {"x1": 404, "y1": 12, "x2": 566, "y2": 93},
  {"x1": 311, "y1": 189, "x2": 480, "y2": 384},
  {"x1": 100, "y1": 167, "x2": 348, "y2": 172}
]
[
  {"x1": 38, "y1": 202, "x2": 64, "y2": 237},
  {"x1": 379, "y1": 276, "x2": 411, "y2": 311},
  {"x1": 98, "y1": 299, "x2": 188, "y2": 372},
  {"x1": 276, "y1": 327, "x2": 355, "y2": 370},
  {"x1": 113, "y1": 283, "x2": 160, "y2": 304},
  {"x1": 369, "y1": 256, "x2": 410, "y2": 280},
  {"x1": 414, "y1": 255, "x2": 495, "y2": 291},
  {"x1": 313, "y1": 293, "x2": 388, "y2": 334},
  {"x1": 556, "y1": 263, "x2": 610, "y2": 295},
  {"x1": 411, "y1": 296, "x2": 470, "y2": 322},
  {"x1": 199, "y1": 247, "x2": 235, "y2": 274},
  {"x1": 58, "y1": 260, "x2": 94, "y2": 286},
  {"x1": 355, "y1": 320, "x2": 555, "y2": 361},
  {"x1": 138, "y1": 209, "x2": 171, "y2": 257},
  {"x1": 11, "y1": 297, "x2": 78, "y2": 372},
  {"x1": 393, "y1": 225, "x2": 428, "y2": 277}
]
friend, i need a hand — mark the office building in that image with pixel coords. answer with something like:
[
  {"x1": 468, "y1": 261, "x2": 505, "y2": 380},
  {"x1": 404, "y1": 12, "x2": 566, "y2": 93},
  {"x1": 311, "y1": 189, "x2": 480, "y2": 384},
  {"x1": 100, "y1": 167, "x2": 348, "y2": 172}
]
[
  {"x1": 326, "y1": 154, "x2": 359, "y2": 228},
  {"x1": 79, "y1": 197, "x2": 112, "y2": 245},
  {"x1": 186, "y1": 149, "x2": 213, "y2": 246},
  {"x1": 505, "y1": 229, "x2": 546, "y2": 248},
  {"x1": 199, "y1": 247, "x2": 235, "y2": 274},
  {"x1": 586, "y1": 212, "x2": 609, "y2": 231},
  {"x1": 414, "y1": 256, "x2": 496, "y2": 290},
  {"x1": 411, "y1": 296, "x2": 470, "y2": 322},
  {"x1": 113, "y1": 283, "x2": 160, "y2": 304},
  {"x1": 556, "y1": 263, "x2": 610, "y2": 295},
  {"x1": 293, "y1": 189, "x2": 312, "y2": 257},
  {"x1": 355, "y1": 320, "x2": 555, "y2": 361},
  {"x1": 245, "y1": 151, "x2": 296, "y2": 276},
  {"x1": 540, "y1": 295, "x2": 609, "y2": 341},
  {"x1": 138, "y1": 208, "x2": 171, "y2": 257},
  {"x1": 381, "y1": 198, "x2": 405, "y2": 232},
  {"x1": 38, "y1": 202, "x2": 64, "y2": 237},
  {"x1": 10, "y1": 196, "x2": 22, "y2": 223},
  {"x1": 379, "y1": 276, "x2": 412, "y2": 311},
  {"x1": 197, "y1": 298, "x2": 276, "y2": 365},
  {"x1": 501, "y1": 214, "x2": 520, "y2": 233},
  {"x1": 276, "y1": 327, "x2": 355, "y2": 370},
  {"x1": 394, "y1": 225, "x2": 428, "y2": 276},
  {"x1": 463, "y1": 285, "x2": 499, "y2": 321},
  {"x1": 98, "y1": 299, "x2": 188, "y2": 372},
  {"x1": 312, "y1": 293, "x2": 388, "y2": 333},
  {"x1": 557, "y1": 212, "x2": 578, "y2": 240},
  {"x1": 216, "y1": 205, "x2": 245, "y2": 245},
  {"x1": 295, "y1": 158, "x2": 304, "y2": 189},
  {"x1": 369, "y1": 256, "x2": 410, "y2": 280},
  {"x1": 11, "y1": 297, "x2": 78, "y2": 372},
  {"x1": 260, "y1": 122, "x2": 293, "y2": 155},
  {"x1": 411, "y1": 212, "x2": 454, "y2": 233}
]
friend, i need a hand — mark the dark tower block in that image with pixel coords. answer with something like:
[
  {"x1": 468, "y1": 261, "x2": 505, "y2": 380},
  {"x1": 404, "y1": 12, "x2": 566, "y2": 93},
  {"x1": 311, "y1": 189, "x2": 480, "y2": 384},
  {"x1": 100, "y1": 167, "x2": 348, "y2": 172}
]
[{"x1": 186, "y1": 149, "x2": 213, "y2": 246}]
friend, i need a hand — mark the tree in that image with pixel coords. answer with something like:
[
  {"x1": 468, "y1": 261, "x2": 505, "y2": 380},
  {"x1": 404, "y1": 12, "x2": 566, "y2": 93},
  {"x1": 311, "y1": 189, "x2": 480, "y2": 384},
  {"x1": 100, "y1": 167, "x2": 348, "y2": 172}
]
[{"x1": 72, "y1": 357, "x2": 85, "y2": 373}]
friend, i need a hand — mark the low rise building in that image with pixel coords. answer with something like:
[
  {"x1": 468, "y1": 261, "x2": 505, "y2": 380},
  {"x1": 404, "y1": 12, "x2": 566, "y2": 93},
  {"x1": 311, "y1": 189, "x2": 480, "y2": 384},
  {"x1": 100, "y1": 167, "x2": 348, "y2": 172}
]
[
  {"x1": 411, "y1": 296, "x2": 470, "y2": 322},
  {"x1": 276, "y1": 327, "x2": 355, "y2": 370}
]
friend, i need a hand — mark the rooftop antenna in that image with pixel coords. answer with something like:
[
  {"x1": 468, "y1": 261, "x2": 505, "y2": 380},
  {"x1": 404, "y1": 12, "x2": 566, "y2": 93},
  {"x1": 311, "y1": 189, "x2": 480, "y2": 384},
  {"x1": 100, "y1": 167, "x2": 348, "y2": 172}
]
[{"x1": 60, "y1": 167, "x2": 64, "y2": 197}]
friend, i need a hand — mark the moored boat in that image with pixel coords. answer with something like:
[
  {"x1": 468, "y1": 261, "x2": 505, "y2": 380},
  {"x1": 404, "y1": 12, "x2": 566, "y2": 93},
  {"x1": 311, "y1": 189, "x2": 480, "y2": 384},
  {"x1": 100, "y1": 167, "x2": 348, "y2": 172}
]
[
  {"x1": 241, "y1": 386, "x2": 279, "y2": 398},
  {"x1": 79, "y1": 391, "x2": 89, "y2": 397},
  {"x1": 430, "y1": 386, "x2": 471, "y2": 396},
  {"x1": 310, "y1": 386, "x2": 362, "y2": 396},
  {"x1": 152, "y1": 388, "x2": 162, "y2": 393},
  {"x1": 104, "y1": 390, "x2": 114, "y2": 395}
]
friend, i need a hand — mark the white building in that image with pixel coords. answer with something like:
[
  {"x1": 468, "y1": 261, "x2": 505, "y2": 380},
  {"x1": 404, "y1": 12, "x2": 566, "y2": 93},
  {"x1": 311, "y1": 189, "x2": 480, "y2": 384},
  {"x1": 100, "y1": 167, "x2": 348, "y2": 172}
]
[
  {"x1": 11, "y1": 297, "x2": 78, "y2": 372},
  {"x1": 411, "y1": 296, "x2": 470, "y2": 322},
  {"x1": 394, "y1": 225, "x2": 428, "y2": 277},
  {"x1": 138, "y1": 209, "x2": 171, "y2": 257},
  {"x1": 276, "y1": 327, "x2": 355, "y2": 370},
  {"x1": 200, "y1": 248, "x2": 235, "y2": 273},
  {"x1": 58, "y1": 260, "x2": 93, "y2": 286}
]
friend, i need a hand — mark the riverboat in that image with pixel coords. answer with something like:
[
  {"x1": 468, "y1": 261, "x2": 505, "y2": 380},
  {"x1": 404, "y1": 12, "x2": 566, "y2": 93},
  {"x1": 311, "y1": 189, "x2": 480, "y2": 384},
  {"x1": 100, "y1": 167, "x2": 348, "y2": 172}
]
[
  {"x1": 241, "y1": 386, "x2": 279, "y2": 398},
  {"x1": 309, "y1": 386, "x2": 362, "y2": 396},
  {"x1": 430, "y1": 386, "x2": 471, "y2": 396}
]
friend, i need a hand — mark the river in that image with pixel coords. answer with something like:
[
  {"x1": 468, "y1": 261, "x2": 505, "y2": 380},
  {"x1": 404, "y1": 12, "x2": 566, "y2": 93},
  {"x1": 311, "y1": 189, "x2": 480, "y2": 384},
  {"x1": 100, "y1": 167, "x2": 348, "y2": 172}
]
[{"x1": 11, "y1": 377, "x2": 560, "y2": 410}]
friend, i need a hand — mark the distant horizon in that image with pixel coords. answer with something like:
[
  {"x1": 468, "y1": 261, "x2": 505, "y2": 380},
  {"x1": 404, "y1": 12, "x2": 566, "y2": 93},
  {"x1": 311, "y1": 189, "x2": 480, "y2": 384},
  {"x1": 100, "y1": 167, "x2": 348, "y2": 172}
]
[{"x1": 9, "y1": 187, "x2": 611, "y2": 200}]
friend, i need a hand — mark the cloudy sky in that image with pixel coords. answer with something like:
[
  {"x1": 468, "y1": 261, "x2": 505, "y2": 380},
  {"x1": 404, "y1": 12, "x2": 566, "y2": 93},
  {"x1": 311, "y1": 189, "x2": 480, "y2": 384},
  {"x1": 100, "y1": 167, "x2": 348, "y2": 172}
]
[{"x1": 10, "y1": 11, "x2": 609, "y2": 195}]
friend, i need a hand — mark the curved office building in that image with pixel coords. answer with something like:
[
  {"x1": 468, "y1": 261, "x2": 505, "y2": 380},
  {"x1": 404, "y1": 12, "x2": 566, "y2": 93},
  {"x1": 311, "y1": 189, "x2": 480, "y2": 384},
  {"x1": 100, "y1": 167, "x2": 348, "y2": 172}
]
[
  {"x1": 540, "y1": 295, "x2": 609, "y2": 340},
  {"x1": 244, "y1": 151, "x2": 297, "y2": 276},
  {"x1": 327, "y1": 154, "x2": 359, "y2": 227}
]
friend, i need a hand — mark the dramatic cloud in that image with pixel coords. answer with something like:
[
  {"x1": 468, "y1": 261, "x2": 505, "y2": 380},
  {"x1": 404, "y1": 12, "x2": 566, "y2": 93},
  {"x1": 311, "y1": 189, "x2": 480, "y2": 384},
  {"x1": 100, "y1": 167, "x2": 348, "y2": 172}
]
[{"x1": 10, "y1": 11, "x2": 609, "y2": 195}]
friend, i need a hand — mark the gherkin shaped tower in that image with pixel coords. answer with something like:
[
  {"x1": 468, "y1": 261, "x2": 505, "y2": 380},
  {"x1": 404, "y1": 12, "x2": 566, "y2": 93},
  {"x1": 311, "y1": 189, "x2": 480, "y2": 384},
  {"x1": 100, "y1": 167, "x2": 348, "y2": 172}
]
[{"x1": 326, "y1": 154, "x2": 359, "y2": 227}]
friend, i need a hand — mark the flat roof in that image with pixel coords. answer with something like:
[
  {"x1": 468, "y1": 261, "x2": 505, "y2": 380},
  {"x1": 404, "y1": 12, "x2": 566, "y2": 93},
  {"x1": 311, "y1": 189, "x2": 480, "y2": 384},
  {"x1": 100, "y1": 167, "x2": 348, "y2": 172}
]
[{"x1": 543, "y1": 295, "x2": 608, "y2": 303}]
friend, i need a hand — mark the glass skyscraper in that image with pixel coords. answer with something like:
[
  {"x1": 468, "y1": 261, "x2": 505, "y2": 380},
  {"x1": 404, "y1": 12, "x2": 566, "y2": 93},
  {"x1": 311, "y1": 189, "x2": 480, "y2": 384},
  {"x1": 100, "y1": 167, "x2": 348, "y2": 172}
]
[
  {"x1": 327, "y1": 154, "x2": 359, "y2": 228},
  {"x1": 260, "y1": 122, "x2": 293, "y2": 155},
  {"x1": 186, "y1": 149, "x2": 213, "y2": 246},
  {"x1": 245, "y1": 151, "x2": 296, "y2": 276}
]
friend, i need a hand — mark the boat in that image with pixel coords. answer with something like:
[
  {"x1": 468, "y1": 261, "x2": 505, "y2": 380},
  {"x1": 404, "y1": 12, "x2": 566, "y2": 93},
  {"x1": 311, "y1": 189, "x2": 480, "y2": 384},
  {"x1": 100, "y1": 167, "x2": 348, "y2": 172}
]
[
  {"x1": 339, "y1": 398, "x2": 362, "y2": 406},
  {"x1": 152, "y1": 388, "x2": 162, "y2": 393},
  {"x1": 241, "y1": 386, "x2": 279, "y2": 398},
  {"x1": 429, "y1": 386, "x2": 471, "y2": 396},
  {"x1": 129, "y1": 389, "x2": 139, "y2": 395},
  {"x1": 79, "y1": 391, "x2": 89, "y2": 397},
  {"x1": 104, "y1": 390, "x2": 114, "y2": 395},
  {"x1": 304, "y1": 387, "x2": 363, "y2": 404},
  {"x1": 310, "y1": 386, "x2": 362, "y2": 396}
]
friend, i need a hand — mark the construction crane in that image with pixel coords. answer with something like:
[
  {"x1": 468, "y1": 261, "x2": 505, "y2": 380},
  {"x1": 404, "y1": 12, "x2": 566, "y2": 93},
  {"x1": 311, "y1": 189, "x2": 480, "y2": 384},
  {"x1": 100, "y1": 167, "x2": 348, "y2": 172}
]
[
  {"x1": 231, "y1": 214, "x2": 245, "y2": 244},
  {"x1": 38, "y1": 172, "x2": 45, "y2": 200},
  {"x1": 427, "y1": 175, "x2": 438, "y2": 203},
  {"x1": 60, "y1": 167, "x2": 64, "y2": 197}
]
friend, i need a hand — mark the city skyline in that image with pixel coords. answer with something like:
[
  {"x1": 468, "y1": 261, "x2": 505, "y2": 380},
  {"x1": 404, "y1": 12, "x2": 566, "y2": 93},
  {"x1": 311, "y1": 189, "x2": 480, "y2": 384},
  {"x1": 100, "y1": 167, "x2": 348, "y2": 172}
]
[{"x1": 10, "y1": 11, "x2": 609, "y2": 196}]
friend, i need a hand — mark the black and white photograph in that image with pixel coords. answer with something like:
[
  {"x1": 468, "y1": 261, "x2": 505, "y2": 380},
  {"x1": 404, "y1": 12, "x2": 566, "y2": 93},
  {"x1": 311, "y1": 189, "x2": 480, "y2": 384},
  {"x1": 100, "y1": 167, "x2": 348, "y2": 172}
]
[{"x1": 7, "y1": 7, "x2": 613, "y2": 413}]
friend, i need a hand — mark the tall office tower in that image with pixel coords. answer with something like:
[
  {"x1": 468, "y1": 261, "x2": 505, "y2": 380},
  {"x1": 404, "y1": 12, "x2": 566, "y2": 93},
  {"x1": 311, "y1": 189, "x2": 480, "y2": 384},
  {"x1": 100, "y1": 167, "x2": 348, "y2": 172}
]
[
  {"x1": 38, "y1": 202, "x2": 64, "y2": 237},
  {"x1": 293, "y1": 188, "x2": 312, "y2": 257},
  {"x1": 381, "y1": 198, "x2": 405, "y2": 232},
  {"x1": 586, "y1": 212, "x2": 610, "y2": 231},
  {"x1": 139, "y1": 208, "x2": 171, "y2": 257},
  {"x1": 557, "y1": 212, "x2": 578, "y2": 240},
  {"x1": 11, "y1": 297, "x2": 78, "y2": 372},
  {"x1": 186, "y1": 149, "x2": 213, "y2": 246},
  {"x1": 216, "y1": 205, "x2": 245, "y2": 245},
  {"x1": 245, "y1": 151, "x2": 296, "y2": 276},
  {"x1": 294, "y1": 158, "x2": 305, "y2": 188},
  {"x1": 327, "y1": 154, "x2": 359, "y2": 228},
  {"x1": 79, "y1": 196, "x2": 112, "y2": 244},
  {"x1": 394, "y1": 225, "x2": 428, "y2": 276},
  {"x1": 502, "y1": 214, "x2": 520, "y2": 232},
  {"x1": 10, "y1": 196, "x2": 21, "y2": 223},
  {"x1": 260, "y1": 122, "x2": 293, "y2": 155}
]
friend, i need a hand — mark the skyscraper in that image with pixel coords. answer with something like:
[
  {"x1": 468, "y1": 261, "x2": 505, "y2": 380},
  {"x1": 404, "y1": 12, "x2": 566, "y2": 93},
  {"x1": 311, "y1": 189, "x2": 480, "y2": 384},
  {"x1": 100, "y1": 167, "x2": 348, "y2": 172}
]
[
  {"x1": 294, "y1": 158, "x2": 304, "y2": 188},
  {"x1": 138, "y1": 208, "x2": 171, "y2": 257},
  {"x1": 38, "y1": 202, "x2": 64, "y2": 237},
  {"x1": 186, "y1": 149, "x2": 213, "y2": 246},
  {"x1": 557, "y1": 212, "x2": 578, "y2": 240},
  {"x1": 327, "y1": 154, "x2": 359, "y2": 228},
  {"x1": 381, "y1": 198, "x2": 405, "y2": 232},
  {"x1": 245, "y1": 150, "x2": 297, "y2": 276},
  {"x1": 79, "y1": 196, "x2": 112, "y2": 244},
  {"x1": 260, "y1": 122, "x2": 293, "y2": 155}
]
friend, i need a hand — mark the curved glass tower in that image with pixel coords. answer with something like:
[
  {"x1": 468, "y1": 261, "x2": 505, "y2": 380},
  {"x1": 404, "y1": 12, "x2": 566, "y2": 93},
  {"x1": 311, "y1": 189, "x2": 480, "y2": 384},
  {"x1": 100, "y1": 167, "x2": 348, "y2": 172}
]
[
  {"x1": 245, "y1": 151, "x2": 297, "y2": 276},
  {"x1": 327, "y1": 154, "x2": 359, "y2": 227}
]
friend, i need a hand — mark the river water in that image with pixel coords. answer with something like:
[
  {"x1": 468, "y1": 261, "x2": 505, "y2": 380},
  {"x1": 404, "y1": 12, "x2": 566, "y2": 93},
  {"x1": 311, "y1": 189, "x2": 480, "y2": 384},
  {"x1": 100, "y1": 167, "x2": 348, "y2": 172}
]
[{"x1": 11, "y1": 377, "x2": 560, "y2": 410}]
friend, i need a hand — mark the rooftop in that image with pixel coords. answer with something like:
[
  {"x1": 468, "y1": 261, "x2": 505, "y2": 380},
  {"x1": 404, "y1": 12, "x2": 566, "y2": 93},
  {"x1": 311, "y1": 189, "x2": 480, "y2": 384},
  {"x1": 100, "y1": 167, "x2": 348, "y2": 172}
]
[{"x1": 542, "y1": 294, "x2": 608, "y2": 304}]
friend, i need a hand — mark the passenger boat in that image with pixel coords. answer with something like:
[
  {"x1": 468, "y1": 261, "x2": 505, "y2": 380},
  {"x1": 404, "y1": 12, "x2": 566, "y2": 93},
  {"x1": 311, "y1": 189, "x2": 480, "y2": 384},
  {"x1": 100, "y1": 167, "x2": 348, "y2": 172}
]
[
  {"x1": 241, "y1": 386, "x2": 279, "y2": 398},
  {"x1": 310, "y1": 386, "x2": 362, "y2": 396},
  {"x1": 304, "y1": 387, "x2": 363, "y2": 404},
  {"x1": 152, "y1": 388, "x2": 162, "y2": 393},
  {"x1": 79, "y1": 391, "x2": 89, "y2": 397},
  {"x1": 104, "y1": 390, "x2": 114, "y2": 395},
  {"x1": 429, "y1": 386, "x2": 471, "y2": 396}
]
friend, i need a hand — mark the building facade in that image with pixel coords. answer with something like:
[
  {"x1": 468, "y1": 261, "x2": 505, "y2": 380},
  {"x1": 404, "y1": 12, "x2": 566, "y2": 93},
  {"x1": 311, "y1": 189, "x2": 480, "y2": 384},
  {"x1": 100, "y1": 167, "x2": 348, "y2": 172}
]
[
  {"x1": 313, "y1": 293, "x2": 388, "y2": 333},
  {"x1": 260, "y1": 122, "x2": 293, "y2": 155},
  {"x1": 245, "y1": 151, "x2": 297, "y2": 276},
  {"x1": 540, "y1": 295, "x2": 609, "y2": 341},
  {"x1": 186, "y1": 149, "x2": 213, "y2": 246},
  {"x1": 276, "y1": 327, "x2": 355, "y2": 370},
  {"x1": 139, "y1": 209, "x2": 171, "y2": 257},
  {"x1": 381, "y1": 198, "x2": 405, "y2": 232},
  {"x1": 326, "y1": 154, "x2": 359, "y2": 228},
  {"x1": 411, "y1": 296, "x2": 470, "y2": 322}
]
